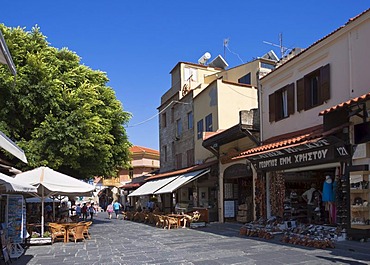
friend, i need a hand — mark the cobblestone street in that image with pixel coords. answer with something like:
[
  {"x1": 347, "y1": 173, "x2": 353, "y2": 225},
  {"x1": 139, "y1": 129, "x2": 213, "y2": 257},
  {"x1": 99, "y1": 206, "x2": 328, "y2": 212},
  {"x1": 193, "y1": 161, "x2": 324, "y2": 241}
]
[{"x1": 12, "y1": 213, "x2": 370, "y2": 265}]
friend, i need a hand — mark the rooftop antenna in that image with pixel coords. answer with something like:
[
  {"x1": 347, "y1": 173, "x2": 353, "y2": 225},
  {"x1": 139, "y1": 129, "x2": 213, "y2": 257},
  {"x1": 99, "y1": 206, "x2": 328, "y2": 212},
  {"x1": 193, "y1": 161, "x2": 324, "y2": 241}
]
[
  {"x1": 223, "y1": 38, "x2": 244, "y2": 64},
  {"x1": 263, "y1": 33, "x2": 289, "y2": 59},
  {"x1": 223, "y1": 38, "x2": 229, "y2": 59}
]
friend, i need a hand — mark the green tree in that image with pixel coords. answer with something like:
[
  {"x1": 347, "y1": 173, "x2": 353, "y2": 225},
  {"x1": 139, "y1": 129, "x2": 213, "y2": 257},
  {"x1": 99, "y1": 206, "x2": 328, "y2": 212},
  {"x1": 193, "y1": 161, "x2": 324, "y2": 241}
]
[{"x1": 0, "y1": 25, "x2": 132, "y2": 179}]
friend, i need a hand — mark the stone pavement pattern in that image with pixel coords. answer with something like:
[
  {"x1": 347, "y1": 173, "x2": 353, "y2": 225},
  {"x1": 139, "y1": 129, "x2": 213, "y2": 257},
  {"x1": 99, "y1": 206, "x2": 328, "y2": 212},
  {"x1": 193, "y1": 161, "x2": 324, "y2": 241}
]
[{"x1": 12, "y1": 214, "x2": 370, "y2": 265}]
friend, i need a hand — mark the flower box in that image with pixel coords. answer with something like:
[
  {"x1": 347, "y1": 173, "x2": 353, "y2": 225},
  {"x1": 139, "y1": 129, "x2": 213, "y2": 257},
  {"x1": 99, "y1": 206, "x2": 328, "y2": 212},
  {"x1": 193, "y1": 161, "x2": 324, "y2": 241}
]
[{"x1": 27, "y1": 237, "x2": 52, "y2": 245}]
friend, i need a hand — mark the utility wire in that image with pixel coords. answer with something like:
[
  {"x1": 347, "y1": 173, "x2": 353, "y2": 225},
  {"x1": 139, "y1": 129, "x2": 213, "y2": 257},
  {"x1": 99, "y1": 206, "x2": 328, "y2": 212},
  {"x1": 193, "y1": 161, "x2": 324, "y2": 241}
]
[{"x1": 126, "y1": 100, "x2": 191, "y2": 128}]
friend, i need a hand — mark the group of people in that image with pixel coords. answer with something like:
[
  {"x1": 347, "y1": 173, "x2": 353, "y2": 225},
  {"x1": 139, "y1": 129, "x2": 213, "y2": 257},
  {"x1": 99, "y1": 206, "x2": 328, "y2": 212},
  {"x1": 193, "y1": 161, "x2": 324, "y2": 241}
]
[
  {"x1": 74, "y1": 202, "x2": 96, "y2": 221},
  {"x1": 106, "y1": 201, "x2": 122, "y2": 219}
]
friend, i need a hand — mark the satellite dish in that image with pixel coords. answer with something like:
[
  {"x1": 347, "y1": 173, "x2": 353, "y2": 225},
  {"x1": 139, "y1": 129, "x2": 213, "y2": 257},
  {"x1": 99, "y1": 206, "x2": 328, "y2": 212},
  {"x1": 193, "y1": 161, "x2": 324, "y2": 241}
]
[{"x1": 198, "y1": 52, "x2": 211, "y2": 65}]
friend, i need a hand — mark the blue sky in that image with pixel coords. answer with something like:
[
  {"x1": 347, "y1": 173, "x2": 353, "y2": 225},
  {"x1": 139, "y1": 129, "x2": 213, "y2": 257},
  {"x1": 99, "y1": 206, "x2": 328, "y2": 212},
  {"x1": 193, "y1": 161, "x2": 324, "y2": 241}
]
[{"x1": 2, "y1": 1, "x2": 369, "y2": 151}]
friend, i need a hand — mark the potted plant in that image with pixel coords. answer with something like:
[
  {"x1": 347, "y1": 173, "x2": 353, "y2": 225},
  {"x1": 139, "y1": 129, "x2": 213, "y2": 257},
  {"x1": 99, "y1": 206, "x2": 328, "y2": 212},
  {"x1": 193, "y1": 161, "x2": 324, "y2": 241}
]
[{"x1": 28, "y1": 231, "x2": 52, "y2": 245}]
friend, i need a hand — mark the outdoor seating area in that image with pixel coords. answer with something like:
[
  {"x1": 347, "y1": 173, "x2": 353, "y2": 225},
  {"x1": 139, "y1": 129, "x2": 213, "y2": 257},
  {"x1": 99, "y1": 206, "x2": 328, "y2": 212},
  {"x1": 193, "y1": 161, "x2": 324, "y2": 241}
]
[
  {"x1": 48, "y1": 221, "x2": 92, "y2": 243},
  {"x1": 123, "y1": 210, "x2": 202, "y2": 229}
]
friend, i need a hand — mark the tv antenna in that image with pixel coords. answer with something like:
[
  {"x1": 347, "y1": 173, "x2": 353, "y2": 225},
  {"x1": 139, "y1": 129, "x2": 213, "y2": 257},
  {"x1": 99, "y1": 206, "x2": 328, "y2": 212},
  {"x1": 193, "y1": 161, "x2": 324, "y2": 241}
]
[
  {"x1": 223, "y1": 38, "x2": 244, "y2": 63},
  {"x1": 263, "y1": 33, "x2": 289, "y2": 59}
]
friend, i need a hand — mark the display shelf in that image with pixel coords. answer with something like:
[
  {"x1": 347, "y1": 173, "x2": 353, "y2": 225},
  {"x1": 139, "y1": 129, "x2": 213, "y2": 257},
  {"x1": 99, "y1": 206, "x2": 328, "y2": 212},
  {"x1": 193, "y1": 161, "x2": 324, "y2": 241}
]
[
  {"x1": 351, "y1": 224, "x2": 370, "y2": 230},
  {"x1": 350, "y1": 171, "x2": 370, "y2": 233},
  {"x1": 350, "y1": 189, "x2": 370, "y2": 193}
]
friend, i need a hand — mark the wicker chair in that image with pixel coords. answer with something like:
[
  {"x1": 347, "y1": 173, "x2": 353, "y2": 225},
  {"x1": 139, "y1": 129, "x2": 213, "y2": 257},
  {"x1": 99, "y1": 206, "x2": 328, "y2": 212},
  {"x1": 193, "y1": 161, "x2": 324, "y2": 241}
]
[
  {"x1": 49, "y1": 223, "x2": 66, "y2": 244},
  {"x1": 68, "y1": 224, "x2": 85, "y2": 243},
  {"x1": 79, "y1": 221, "x2": 92, "y2": 239},
  {"x1": 165, "y1": 217, "x2": 179, "y2": 230}
]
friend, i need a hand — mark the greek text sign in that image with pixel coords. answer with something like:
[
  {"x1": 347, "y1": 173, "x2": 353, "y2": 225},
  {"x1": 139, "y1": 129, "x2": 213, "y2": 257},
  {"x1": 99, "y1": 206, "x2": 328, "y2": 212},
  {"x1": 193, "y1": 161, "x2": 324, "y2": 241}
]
[{"x1": 252, "y1": 139, "x2": 349, "y2": 171}]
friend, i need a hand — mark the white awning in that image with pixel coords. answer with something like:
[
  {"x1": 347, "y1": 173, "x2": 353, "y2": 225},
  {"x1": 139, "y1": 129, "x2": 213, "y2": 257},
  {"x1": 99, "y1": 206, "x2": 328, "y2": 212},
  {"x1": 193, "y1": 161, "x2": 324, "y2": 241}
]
[
  {"x1": 0, "y1": 173, "x2": 37, "y2": 193},
  {"x1": 0, "y1": 30, "x2": 16, "y2": 76},
  {"x1": 128, "y1": 176, "x2": 178, "y2": 197},
  {"x1": 154, "y1": 169, "x2": 210, "y2": 195},
  {"x1": 0, "y1": 131, "x2": 27, "y2": 163}
]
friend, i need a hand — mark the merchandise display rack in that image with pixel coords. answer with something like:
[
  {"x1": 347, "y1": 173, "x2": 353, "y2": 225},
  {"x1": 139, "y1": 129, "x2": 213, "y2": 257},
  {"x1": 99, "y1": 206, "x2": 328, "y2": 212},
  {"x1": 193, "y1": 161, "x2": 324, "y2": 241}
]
[{"x1": 349, "y1": 171, "x2": 370, "y2": 240}]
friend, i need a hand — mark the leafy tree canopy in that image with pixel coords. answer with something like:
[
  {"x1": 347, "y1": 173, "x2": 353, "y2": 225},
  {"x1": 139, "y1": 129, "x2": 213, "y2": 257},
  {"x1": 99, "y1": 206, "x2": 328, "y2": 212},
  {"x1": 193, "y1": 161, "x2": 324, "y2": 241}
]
[{"x1": 0, "y1": 24, "x2": 132, "y2": 179}]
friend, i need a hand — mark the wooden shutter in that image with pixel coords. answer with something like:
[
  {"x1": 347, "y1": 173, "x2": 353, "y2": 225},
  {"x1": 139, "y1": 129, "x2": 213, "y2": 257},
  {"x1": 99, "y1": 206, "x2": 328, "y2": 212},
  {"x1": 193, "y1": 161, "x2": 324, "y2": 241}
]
[
  {"x1": 320, "y1": 64, "x2": 330, "y2": 102},
  {"x1": 287, "y1": 83, "x2": 295, "y2": 115},
  {"x1": 296, "y1": 78, "x2": 305, "y2": 112},
  {"x1": 269, "y1": 93, "x2": 276, "y2": 122}
]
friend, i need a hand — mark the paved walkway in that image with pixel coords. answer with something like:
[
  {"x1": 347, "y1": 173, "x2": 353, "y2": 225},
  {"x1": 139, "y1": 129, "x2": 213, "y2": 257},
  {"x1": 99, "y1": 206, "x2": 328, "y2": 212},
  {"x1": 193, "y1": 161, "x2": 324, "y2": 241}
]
[{"x1": 12, "y1": 213, "x2": 370, "y2": 265}]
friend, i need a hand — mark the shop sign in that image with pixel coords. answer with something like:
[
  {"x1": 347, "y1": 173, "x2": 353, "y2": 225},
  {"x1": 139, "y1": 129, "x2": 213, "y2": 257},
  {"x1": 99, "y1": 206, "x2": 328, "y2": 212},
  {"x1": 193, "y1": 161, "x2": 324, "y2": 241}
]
[{"x1": 252, "y1": 141, "x2": 349, "y2": 171}]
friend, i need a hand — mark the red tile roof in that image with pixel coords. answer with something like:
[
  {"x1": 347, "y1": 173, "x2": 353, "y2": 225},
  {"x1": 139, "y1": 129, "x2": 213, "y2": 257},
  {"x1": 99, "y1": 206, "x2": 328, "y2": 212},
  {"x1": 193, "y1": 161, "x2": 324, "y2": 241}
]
[
  {"x1": 231, "y1": 124, "x2": 348, "y2": 161},
  {"x1": 120, "y1": 183, "x2": 141, "y2": 189},
  {"x1": 130, "y1": 146, "x2": 159, "y2": 155},
  {"x1": 319, "y1": 92, "x2": 370, "y2": 115}
]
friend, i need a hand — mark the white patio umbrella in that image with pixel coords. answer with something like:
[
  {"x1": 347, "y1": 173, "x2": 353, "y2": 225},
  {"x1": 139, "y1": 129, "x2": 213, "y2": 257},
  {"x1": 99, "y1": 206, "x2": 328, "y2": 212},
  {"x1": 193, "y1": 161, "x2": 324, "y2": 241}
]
[
  {"x1": 0, "y1": 172, "x2": 37, "y2": 193},
  {"x1": 14, "y1": 166, "x2": 95, "y2": 236}
]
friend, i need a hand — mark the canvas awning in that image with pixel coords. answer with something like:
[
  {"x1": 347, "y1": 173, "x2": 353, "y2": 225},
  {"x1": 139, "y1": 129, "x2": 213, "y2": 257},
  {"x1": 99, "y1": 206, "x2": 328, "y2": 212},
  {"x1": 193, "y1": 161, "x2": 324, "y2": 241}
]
[
  {"x1": 0, "y1": 30, "x2": 16, "y2": 76},
  {"x1": 0, "y1": 173, "x2": 36, "y2": 193},
  {"x1": 128, "y1": 176, "x2": 178, "y2": 197},
  {"x1": 154, "y1": 169, "x2": 210, "y2": 195},
  {"x1": 0, "y1": 131, "x2": 27, "y2": 163}
]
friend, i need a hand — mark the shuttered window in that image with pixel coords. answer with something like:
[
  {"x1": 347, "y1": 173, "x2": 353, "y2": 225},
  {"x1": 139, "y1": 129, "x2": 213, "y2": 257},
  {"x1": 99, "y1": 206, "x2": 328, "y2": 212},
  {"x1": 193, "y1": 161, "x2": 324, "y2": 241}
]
[
  {"x1": 296, "y1": 63, "x2": 330, "y2": 111},
  {"x1": 269, "y1": 83, "x2": 295, "y2": 122}
]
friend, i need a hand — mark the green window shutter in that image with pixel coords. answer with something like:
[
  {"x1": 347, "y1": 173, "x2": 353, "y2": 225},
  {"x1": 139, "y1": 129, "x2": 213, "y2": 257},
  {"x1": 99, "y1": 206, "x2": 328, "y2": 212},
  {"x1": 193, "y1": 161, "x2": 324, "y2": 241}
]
[
  {"x1": 320, "y1": 64, "x2": 330, "y2": 102},
  {"x1": 296, "y1": 78, "x2": 305, "y2": 112}
]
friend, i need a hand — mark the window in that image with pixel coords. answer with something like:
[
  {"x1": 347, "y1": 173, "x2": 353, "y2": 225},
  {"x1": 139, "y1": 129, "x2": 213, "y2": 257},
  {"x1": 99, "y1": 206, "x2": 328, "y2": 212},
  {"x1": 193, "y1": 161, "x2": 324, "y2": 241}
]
[
  {"x1": 184, "y1": 67, "x2": 198, "y2": 82},
  {"x1": 269, "y1": 83, "x2": 295, "y2": 122},
  {"x1": 297, "y1": 64, "x2": 330, "y2": 111},
  {"x1": 187, "y1": 149, "x2": 194, "y2": 167},
  {"x1": 175, "y1": 153, "x2": 182, "y2": 169},
  {"x1": 129, "y1": 168, "x2": 134, "y2": 179},
  {"x1": 261, "y1": 62, "x2": 275, "y2": 70},
  {"x1": 197, "y1": 119, "x2": 204, "y2": 139},
  {"x1": 176, "y1": 118, "x2": 182, "y2": 138},
  {"x1": 238, "y1": 73, "x2": 251, "y2": 85},
  {"x1": 161, "y1": 112, "x2": 167, "y2": 128},
  {"x1": 205, "y1": 114, "x2": 213, "y2": 132},
  {"x1": 187, "y1": 112, "x2": 193, "y2": 129}
]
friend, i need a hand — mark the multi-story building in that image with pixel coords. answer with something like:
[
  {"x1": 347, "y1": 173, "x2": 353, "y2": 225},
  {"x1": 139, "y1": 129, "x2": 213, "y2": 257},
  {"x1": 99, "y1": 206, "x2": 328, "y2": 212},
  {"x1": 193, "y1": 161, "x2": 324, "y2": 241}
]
[
  {"x1": 228, "y1": 8, "x2": 370, "y2": 236},
  {"x1": 100, "y1": 145, "x2": 159, "y2": 208},
  {"x1": 128, "y1": 55, "x2": 276, "y2": 220}
]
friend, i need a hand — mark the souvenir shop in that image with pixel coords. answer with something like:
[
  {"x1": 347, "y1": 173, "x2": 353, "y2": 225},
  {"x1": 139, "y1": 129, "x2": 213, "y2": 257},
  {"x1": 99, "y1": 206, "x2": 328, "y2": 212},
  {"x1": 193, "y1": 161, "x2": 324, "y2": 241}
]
[
  {"x1": 0, "y1": 194, "x2": 27, "y2": 261},
  {"x1": 250, "y1": 137, "x2": 351, "y2": 227}
]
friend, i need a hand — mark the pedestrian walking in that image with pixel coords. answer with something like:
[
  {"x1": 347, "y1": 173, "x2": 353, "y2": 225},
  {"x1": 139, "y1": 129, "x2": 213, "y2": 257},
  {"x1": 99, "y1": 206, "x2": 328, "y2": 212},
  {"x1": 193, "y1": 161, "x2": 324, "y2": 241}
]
[
  {"x1": 113, "y1": 201, "x2": 122, "y2": 219},
  {"x1": 106, "y1": 203, "x2": 114, "y2": 219},
  {"x1": 81, "y1": 203, "x2": 88, "y2": 221},
  {"x1": 89, "y1": 202, "x2": 95, "y2": 220},
  {"x1": 75, "y1": 204, "x2": 81, "y2": 218}
]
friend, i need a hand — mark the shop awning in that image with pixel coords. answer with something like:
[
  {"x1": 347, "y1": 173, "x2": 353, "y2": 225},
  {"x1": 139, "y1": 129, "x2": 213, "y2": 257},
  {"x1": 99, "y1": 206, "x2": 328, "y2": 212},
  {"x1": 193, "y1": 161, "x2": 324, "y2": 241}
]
[
  {"x1": 0, "y1": 173, "x2": 37, "y2": 193},
  {"x1": 154, "y1": 169, "x2": 210, "y2": 195},
  {"x1": 0, "y1": 131, "x2": 27, "y2": 163},
  {"x1": 128, "y1": 176, "x2": 178, "y2": 197}
]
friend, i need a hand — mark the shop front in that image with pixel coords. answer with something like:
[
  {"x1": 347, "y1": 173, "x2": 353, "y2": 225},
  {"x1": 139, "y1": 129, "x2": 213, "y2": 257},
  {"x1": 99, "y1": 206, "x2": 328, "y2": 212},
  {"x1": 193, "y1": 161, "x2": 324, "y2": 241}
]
[
  {"x1": 222, "y1": 163, "x2": 253, "y2": 223},
  {"x1": 128, "y1": 162, "x2": 219, "y2": 222},
  {"x1": 249, "y1": 136, "x2": 351, "y2": 227}
]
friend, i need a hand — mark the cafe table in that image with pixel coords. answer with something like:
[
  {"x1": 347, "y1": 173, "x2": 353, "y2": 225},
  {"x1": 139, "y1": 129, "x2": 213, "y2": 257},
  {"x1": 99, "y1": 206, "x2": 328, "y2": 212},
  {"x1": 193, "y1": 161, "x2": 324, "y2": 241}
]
[{"x1": 58, "y1": 223, "x2": 78, "y2": 243}]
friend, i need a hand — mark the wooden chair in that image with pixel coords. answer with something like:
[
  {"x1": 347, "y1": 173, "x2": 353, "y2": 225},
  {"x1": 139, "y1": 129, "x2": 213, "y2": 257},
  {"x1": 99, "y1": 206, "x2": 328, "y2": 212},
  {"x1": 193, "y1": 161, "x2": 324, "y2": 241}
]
[
  {"x1": 68, "y1": 224, "x2": 85, "y2": 243},
  {"x1": 165, "y1": 217, "x2": 178, "y2": 230},
  {"x1": 79, "y1": 221, "x2": 92, "y2": 239},
  {"x1": 49, "y1": 223, "x2": 66, "y2": 244},
  {"x1": 154, "y1": 214, "x2": 166, "y2": 228}
]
